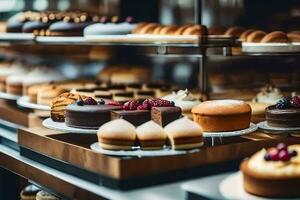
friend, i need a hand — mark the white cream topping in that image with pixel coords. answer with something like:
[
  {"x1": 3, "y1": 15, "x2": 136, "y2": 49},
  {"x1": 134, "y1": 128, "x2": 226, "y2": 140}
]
[
  {"x1": 98, "y1": 119, "x2": 136, "y2": 140},
  {"x1": 84, "y1": 22, "x2": 137, "y2": 35},
  {"x1": 163, "y1": 89, "x2": 201, "y2": 111},
  {"x1": 164, "y1": 117, "x2": 203, "y2": 139},
  {"x1": 248, "y1": 145, "x2": 300, "y2": 177},
  {"x1": 22, "y1": 67, "x2": 65, "y2": 85},
  {"x1": 136, "y1": 120, "x2": 166, "y2": 140},
  {"x1": 253, "y1": 85, "x2": 283, "y2": 105}
]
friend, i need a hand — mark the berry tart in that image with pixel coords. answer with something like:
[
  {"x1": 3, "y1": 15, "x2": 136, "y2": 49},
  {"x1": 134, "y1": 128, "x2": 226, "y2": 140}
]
[
  {"x1": 65, "y1": 97, "x2": 122, "y2": 129},
  {"x1": 266, "y1": 96, "x2": 300, "y2": 128},
  {"x1": 241, "y1": 143, "x2": 300, "y2": 198}
]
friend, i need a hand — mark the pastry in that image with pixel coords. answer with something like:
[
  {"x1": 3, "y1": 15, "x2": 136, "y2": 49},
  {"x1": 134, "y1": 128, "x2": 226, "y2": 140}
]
[
  {"x1": 37, "y1": 85, "x2": 68, "y2": 105},
  {"x1": 224, "y1": 26, "x2": 245, "y2": 37},
  {"x1": 50, "y1": 92, "x2": 87, "y2": 122},
  {"x1": 126, "y1": 83, "x2": 143, "y2": 91},
  {"x1": 111, "y1": 100, "x2": 151, "y2": 126},
  {"x1": 109, "y1": 84, "x2": 126, "y2": 93},
  {"x1": 132, "y1": 22, "x2": 148, "y2": 34},
  {"x1": 159, "y1": 25, "x2": 179, "y2": 35},
  {"x1": 97, "y1": 119, "x2": 136, "y2": 150},
  {"x1": 71, "y1": 88, "x2": 95, "y2": 97},
  {"x1": 266, "y1": 96, "x2": 300, "y2": 128},
  {"x1": 27, "y1": 84, "x2": 47, "y2": 103},
  {"x1": 136, "y1": 120, "x2": 167, "y2": 150},
  {"x1": 287, "y1": 31, "x2": 300, "y2": 42},
  {"x1": 36, "y1": 190, "x2": 59, "y2": 200},
  {"x1": 6, "y1": 11, "x2": 37, "y2": 32},
  {"x1": 241, "y1": 143, "x2": 300, "y2": 198},
  {"x1": 93, "y1": 86, "x2": 112, "y2": 97},
  {"x1": 84, "y1": 17, "x2": 137, "y2": 35},
  {"x1": 135, "y1": 90, "x2": 156, "y2": 100},
  {"x1": 113, "y1": 91, "x2": 134, "y2": 103},
  {"x1": 246, "y1": 30, "x2": 267, "y2": 43},
  {"x1": 174, "y1": 25, "x2": 192, "y2": 35},
  {"x1": 253, "y1": 84, "x2": 283, "y2": 105},
  {"x1": 20, "y1": 184, "x2": 40, "y2": 200},
  {"x1": 0, "y1": 62, "x2": 27, "y2": 92},
  {"x1": 239, "y1": 29, "x2": 256, "y2": 42},
  {"x1": 6, "y1": 74, "x2": 27, "y2": 95},
  {"x1": 138, "y1": 23, "x2": 160, "y2": 34},
  {"x1": 192, "y1": 100, "x2": 251, "y2": 132},
  {"x1": 65, "y1": 97, "x2": 122, "y2": 129},
  {"x1": 181, "y1": 25, "x2": 207, "y2": 35},
  {"x1": 164, "y1": 117, "x2": 203, "y2": 150},
  {"x1": 163, "y1": 89, "x2": 201, "y2": 119},
  {"x1": 261, "y1": 31, "x2": 289, "y2": 43}
]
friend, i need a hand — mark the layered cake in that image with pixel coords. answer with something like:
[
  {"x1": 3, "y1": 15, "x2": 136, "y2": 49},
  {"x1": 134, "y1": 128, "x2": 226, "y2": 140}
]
[
  {"x1": 241, "y1": 143, "x2": 300, "y2": 198},
  {"x1": 266, "y1": 96, "x2": 300, "y2": 128},
  {"x1": 111, "y1": 100, "x2": 151, "y2": 126},
  {"x1": 50, "y1": 92, "x2": 87, "y2": 122},
  {"x1": 97, "y1": 119, "x2": 136, "y2": 150},
  {"x1": 192, "y1": 100, "x2": 251, "y2": 132},
  {"x1": 164, "y1": 117, "x2": 203, "y2": 150},
  {"x1": 65, "y1": 97, "x2": 122, "y2": 129},
  {"x1": 37, "y1": 85, "x2": 68, "y2": 105},
  {"x1": 136, "y1": 121, "x2": 167, "y2": 150}
]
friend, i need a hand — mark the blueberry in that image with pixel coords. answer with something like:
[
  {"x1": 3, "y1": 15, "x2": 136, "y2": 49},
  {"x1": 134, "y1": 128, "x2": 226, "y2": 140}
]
[
  {"x1": 264, "y1": 153, "x2": 271, "y2": 161},
  {"x1": 98, "y1": 99, "x2": 105, "y2": 105},
  {"x1": 290, "y1": 150, "x2": 298, "y2": 157},
  {"x1": 76, "y1": 99, "x2": 84, "y2": 106}
]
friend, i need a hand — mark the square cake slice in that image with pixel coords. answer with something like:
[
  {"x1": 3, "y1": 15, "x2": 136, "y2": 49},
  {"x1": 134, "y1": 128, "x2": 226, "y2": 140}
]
[{"x1": 151, "y1": 107, "x2": 182, "y2": 127}]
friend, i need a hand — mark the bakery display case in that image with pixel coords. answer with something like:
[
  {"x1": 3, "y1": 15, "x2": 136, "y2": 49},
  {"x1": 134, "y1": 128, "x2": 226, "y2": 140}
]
[{"x1": 1, "y1": 0, "x2": 300, "y2": 200}]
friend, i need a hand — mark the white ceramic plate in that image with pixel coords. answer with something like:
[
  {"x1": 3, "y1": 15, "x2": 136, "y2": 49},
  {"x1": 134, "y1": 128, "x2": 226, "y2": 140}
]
[
  {"x1": 42, "y1": 118, "x2": 97, "y2": 134},
  {"x1": 90, "y1": 142, "x2": 200, "y2": 157},
  {"x1": 0, "y1": 91, "x2": 21, "y2": 100},
  {"x1": 203, "y1": 123, "x2": 257, "y2": 138},
  {"x1": 17, "y1": 96, "x2": 50, "y2": 111},
  {"x1": 257, "y1": 121, "x2": 300, "y2": 134},
  {"x1": 36, "y1": 36, "x2": 85, "y2": 43},
  {"x1": 219, "y1": 172, "x2": 298, "y2": 200},
  {"x1": 0, "y1": 33, "x2": 34, "y2": 41},
  {"x1": 242, "y1": 42, "x2": 300, "y2": 53}
]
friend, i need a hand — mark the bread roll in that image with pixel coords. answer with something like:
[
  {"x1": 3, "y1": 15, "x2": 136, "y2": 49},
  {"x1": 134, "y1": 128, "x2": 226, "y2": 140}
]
[
  {"x1": 261, "y1": 31, "x2": 289, "y2": 43},
  {"x1": 239, "y1": 29, "x2": 256, "y2": 41},
  {"x1": 159, "y1": 25, "x2": 179, "y2": 35},
  {"x1": 224, "y1": 26, "x2": 245, "y2": 37},
  {"x1": 287, "y1": 31, "x2": 300, "y2": 42},
  {"x1": 182, "y1": 25, "x2": 207, "y2": 35},
  {"x1": 246, "y1": 30, "x2": 267, "y2": 43}
]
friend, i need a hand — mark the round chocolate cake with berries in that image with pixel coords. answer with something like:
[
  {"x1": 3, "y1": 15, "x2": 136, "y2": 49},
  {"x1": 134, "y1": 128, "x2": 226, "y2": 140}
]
[
  {"x1": 241, "y1": 143, "x2": 300, "y2": 198},
  {"x1": 266, "y1": 96, "x2": 300, "y2": 128},
  {"x1": 65, "y1": 97, "x2": 122, "y2": 129}
]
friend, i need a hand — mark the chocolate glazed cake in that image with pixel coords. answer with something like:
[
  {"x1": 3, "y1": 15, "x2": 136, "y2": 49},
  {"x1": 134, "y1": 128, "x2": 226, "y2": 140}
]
[
  {"x1": 266, "y1": 105, "x2": 300, "y2": 128},
  {"x1": 65, "y1": 104, "x2": 122, "y2": 129}
]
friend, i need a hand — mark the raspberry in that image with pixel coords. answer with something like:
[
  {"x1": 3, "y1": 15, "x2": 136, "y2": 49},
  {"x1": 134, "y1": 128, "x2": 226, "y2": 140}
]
[
  {"x1": 107, "y1": 100, "x2": 123, "y2": 106},
  {"x1": 123, "y1": 100, "x2": 141, "y2": 110},
  {"x1": 276, "y1": 143, "x2": 287, "y2": 152},
  {"x1": 276, "y1": 97, "x2": 291, "y2": 109},
  {"x1": 269, "y1": 148, "x2": 279, "y2": 161},
  {"x1": 278, "y1": 150, "x2": 291, "y2": 161},
  {"x1": 290, "y1": 96, "x2": 300, "y2": 108},
  {"x1": 84, "y1": 97, "x2": 97, "y2": 105},
  {"x1": 143, "y1": 98, "x2": 175, "y2": 108},
  {"x1": 137, "y1": 105, "x2": 148, "y2": 110}
]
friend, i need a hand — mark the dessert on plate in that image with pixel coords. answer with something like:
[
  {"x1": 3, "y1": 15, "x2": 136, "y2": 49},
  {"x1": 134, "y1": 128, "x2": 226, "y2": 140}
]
[
  {"x1": 266, "y1": 96, "x2": 300, "y2": 128},
  {"x1": 136, "y1": 120, "x2": 167, "y2": 150},
  {"x1": 252, "y1": 84, "x2": 283, "y2": 105},
  {"x1": 164, "y1": 117, "x2": 203, "y2": 150},
  {"x1": 192, "y1": 100, "x2": 251, "y2": 132},
  {"x1": 97, "y1": 119, "x2": 136, "y2": 150},
  {"x1": 241, "y1": 143, "x2": 300, "y2": 198},
  {"x1": 65, "y1": 97, "x2": 122, "y2": 129}
]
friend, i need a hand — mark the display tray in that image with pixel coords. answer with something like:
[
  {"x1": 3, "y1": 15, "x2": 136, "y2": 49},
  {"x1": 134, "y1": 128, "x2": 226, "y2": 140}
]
[
  {"x1": 18, "y1": 127, "x2": 300, "y2": 190},
  {"x1": 17, "y1": 96, "x2": 50, "y2": 111},
  {"x1": 258, "y1": 121, "x2": 300, "y2": 134},
  {"x1": 242, "y1": 42, "x2": 300, "y2": 53},
  {"x1": 0, "y1": 91, "x2": 21, "y2": 101},
  {"x1": 35, "y1": 36, "x2": 86, "y2": 44}
]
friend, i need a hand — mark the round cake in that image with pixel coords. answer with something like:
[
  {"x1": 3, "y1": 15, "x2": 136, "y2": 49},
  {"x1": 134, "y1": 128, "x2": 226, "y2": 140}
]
[
  {"x1": 65, "y1": 97, "x2": 122, "y2": 129},
  {"x1": 191, "y1": 100, "x2": 251, "y2": 132},
  {"x1": 241, "y1": 143, "x2": 300, "y2": 198},
  {"x1": 266, "y1": 96, "x2": 300, "y2": 128}
]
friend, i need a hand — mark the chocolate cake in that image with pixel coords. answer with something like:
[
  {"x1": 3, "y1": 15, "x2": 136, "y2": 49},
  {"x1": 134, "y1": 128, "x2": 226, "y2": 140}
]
[
  {"x1": 111, "y1": 110, "x2": 150, "y2": 126},
  {"x1": 151, "y1": 106, "x2": 182, "y2": 127},
  {"x1": 65, "y1": 103, "x2": 122, "y2": 129},
  {"x1": 266, "y1": 105, "x2": 300, "y2": 128}
]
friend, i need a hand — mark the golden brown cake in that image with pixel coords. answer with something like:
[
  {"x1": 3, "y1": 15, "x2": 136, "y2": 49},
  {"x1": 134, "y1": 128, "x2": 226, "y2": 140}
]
[
  {"x1": 192, "y1": 100, "x2": 251, "y2": 132},
  {"x1": 261, "y1": 31, "x2": 289, "y2": 43},
  {"x1": 246, "y1": 30, "x2": 267, "y2": 42},
  {"x1": 50, "y1": 92, "x2": 86, "y2": 122},
  {"x1": 136, "y1": 120, "x2": 167, "y2": 150},
  {"x1": 97, "y1": 119, "x2": 136, "y2": 150},
  {"x1": 164, "y1": 117, "x2": 203, "y2": 150},
  {"x1": 241, "y1": 144, "x2": 300, "y2": 198}
]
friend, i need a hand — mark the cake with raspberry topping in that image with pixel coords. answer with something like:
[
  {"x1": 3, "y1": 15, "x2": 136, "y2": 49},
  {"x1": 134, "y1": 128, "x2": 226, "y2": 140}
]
[
  {"x1": 266, "y1": 96, "x2": 300, "y2": 128},
  {"x1": 241, "y1": 143, "x2": 300, "y2": 198},
  {"x1": 65, "y1": 97, "x2": 122, "y2": 129}
]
